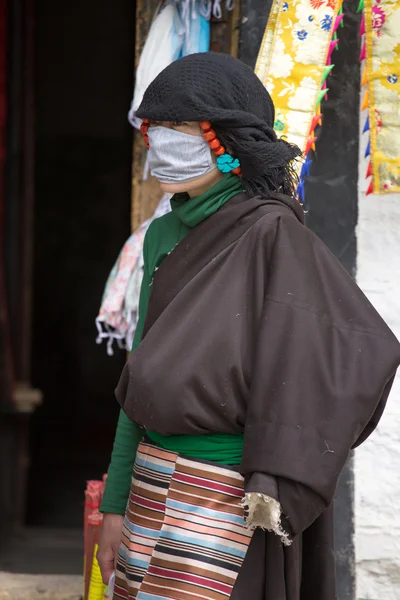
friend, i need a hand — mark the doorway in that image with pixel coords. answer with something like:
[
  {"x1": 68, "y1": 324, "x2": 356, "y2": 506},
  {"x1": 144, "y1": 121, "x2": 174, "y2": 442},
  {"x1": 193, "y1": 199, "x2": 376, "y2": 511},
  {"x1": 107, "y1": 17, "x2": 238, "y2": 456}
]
[{"x1": 27, "y1": 0, "x2": 135, "y2": 531}]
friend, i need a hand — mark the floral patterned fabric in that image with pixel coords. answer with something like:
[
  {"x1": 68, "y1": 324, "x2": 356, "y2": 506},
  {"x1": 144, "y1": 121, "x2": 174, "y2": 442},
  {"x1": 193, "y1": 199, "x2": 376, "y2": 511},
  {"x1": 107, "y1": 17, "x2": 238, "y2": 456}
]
[
  {"x1": 365, "y1": 0, "x2": 400, "y2": 194},
  {"x1": 255, "y1": 0, "x2": 341, "y2": 160}
]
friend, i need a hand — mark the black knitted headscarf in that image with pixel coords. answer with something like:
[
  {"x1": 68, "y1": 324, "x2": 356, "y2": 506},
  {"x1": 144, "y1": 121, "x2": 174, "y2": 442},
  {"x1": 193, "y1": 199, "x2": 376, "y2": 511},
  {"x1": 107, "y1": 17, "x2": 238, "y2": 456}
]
[{"x1": 136, "y1": 52, "x2": 302, "y2": 197}]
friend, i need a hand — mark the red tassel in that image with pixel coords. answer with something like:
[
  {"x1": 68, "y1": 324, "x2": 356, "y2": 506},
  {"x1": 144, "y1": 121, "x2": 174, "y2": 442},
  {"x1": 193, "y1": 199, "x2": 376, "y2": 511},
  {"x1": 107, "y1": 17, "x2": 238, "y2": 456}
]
[
  {"x1": 305, "y1": 136, "x2": 318, "y2": 155},
  {"x1": 326, "y1": 40, "x2": 339, "y2": 66},
  {"x1": 360, "y1": 41, "x2": 366, "y2": 61},
  {"x1": 309, "y1": 114, "x2": 323, "y2": 134},
  {"x1": 366, "y1": 162, "x2": 372, "y2": 178},
  {"x1": 366, "y1": 180, "x2": 373, "y2": 195},
  {"x1": 334, "y1": 14, "x2": 345, "y2": 32},
  {"x1": 329, "y1": 39, "x2": 339, "y2": 54},
  {"x1": 359, "y1": 13, "x2": 365, "y2": 36}
]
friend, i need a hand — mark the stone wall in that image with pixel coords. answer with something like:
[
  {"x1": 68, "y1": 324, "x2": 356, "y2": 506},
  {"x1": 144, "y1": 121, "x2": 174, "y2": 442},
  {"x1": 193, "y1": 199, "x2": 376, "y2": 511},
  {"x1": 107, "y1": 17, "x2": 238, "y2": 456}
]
[{"x1": 356, "y1": 134, "x2": 400, "y2": 599}]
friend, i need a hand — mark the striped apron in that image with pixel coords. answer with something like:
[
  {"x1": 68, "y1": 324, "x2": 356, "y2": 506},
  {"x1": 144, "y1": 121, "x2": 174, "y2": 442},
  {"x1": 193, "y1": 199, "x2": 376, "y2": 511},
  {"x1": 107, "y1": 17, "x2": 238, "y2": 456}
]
[{"x1": 113, "y1": 442, "x2": 253, "y2": 600}]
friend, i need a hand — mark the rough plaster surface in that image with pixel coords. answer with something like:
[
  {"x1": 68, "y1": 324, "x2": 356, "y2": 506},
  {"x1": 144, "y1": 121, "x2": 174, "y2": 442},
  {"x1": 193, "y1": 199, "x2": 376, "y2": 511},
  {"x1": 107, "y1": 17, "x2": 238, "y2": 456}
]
[
  {"x1": 0, "y1": 529, "x2": 83, "y2": 600},
  {"x1": 356, "y1": 159, "x2": 400, "y2": 598}
]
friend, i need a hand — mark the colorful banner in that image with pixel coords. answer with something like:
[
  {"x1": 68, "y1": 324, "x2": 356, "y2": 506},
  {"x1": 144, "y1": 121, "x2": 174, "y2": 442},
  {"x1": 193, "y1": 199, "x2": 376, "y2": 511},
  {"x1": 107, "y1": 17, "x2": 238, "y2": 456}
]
[
  {"x1": 254, "y1": 0, "x2": 281, "y2": 85},
  {"x1": 364, "y1": 0, "x2": 400, "y2": 194},
  {"x1": 255, "y1": 0, "x2": 342, "y2": 158}
]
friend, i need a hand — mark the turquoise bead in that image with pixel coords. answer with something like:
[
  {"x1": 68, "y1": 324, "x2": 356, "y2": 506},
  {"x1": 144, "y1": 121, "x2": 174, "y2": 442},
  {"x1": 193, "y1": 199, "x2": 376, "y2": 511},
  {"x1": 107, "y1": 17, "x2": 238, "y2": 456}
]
[{"x1": 217, "y1": 153, "x2": 241, "y2": 173}]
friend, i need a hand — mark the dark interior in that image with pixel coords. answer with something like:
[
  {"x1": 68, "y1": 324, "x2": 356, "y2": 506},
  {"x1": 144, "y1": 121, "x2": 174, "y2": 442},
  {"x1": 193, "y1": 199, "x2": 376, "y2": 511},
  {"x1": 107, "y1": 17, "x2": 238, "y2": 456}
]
[{"x1": 27, "y1": 0, "x2": 135, "y2": 528}]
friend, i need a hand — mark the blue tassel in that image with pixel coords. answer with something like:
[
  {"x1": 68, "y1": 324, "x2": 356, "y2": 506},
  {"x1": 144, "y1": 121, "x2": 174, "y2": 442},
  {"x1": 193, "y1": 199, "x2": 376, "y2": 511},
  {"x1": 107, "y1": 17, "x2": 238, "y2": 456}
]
[
  {"x1": 297, "y1": 179, "x2": 305, "y2": 204},
  {"x1": 363, "y1": 116, "x2": 370, "y2": 134},
  {"x1": 301, "y1": 158, "x2": 312, "y2": 179},
  {"x1": 365, "y1": 140, "x2": 370, "y2": 158}
]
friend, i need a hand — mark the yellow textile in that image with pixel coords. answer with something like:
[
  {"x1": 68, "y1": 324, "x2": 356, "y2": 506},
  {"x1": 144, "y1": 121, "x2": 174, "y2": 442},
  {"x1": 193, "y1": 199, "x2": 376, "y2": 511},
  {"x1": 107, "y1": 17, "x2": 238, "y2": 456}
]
[
  {"x1": 254, "y1": 0, "x2": 281, "y2": 84},
  {"x1": 365, "y1": 0, "x2": 400, "y2": 194},
  {"x1": 255, "y1": 0, "x2": 341, "y2": 158},
  {"x1": 88, "y1": 544, "x2": 106, "y2": 600}
]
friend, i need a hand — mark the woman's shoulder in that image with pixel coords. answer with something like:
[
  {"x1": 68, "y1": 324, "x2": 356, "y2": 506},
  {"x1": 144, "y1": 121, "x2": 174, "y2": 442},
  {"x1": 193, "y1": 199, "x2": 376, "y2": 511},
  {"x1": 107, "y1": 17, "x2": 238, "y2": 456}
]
[
  {"x1": 242, "y1": 198, "x2": 318, "y2": 262},
  {"x1": 249, "y1": 197, "x2": 305, "y2": 237}
]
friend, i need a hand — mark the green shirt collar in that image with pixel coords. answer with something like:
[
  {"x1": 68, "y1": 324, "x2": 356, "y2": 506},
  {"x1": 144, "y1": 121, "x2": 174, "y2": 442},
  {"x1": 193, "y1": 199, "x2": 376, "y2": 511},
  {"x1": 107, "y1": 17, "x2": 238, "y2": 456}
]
[{"x1": 171, "y1": 173, "x2": 245, "y2": 228}]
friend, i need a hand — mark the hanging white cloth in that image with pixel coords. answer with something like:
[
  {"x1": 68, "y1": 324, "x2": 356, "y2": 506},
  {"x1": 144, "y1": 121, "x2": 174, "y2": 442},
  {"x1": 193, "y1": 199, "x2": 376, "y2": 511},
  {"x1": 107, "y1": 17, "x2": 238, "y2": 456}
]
[
  {"x1": 128, "y1": 4, "x2": 184, "y2": 129},
  {"x1": 128, "y1": 0, "x2": 215, "y2": 129}
]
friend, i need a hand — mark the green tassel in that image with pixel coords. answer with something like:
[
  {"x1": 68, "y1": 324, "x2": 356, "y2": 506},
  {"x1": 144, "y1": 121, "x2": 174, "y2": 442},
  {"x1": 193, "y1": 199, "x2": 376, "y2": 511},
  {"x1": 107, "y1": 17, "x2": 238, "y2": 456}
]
[
  {"x1": 333, "y1": 30, "x2": 340, "y2": 50},
  {"x1": 357, "y1": 0, "x2": 364, "y2": 13},
  {"x1": 322, "y1": 64, "x2": 334, "y2": 83},
  {"x1": 338, "y1": 5, "x2": 345, "y2": 27},
  {"x1": 315, "y1": 89, "x2": 328, "y2": 109}
]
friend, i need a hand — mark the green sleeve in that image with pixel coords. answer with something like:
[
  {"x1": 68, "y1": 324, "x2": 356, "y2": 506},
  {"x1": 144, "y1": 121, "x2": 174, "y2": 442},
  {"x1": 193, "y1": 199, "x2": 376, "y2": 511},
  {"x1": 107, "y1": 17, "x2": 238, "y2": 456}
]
[
  {"x1": 100, "y1": 237, "x2": 152, "y2": 514},
  {"x1": 100, "y1": 410, "x2": 142, "y2": 514}
]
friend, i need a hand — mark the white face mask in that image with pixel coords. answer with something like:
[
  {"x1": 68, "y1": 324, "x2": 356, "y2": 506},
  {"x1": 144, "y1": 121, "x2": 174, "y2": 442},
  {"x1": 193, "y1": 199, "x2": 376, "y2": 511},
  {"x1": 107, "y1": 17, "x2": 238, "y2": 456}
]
[{"x1": 147, "y1": 126, "x2": 217, "y2": 184}]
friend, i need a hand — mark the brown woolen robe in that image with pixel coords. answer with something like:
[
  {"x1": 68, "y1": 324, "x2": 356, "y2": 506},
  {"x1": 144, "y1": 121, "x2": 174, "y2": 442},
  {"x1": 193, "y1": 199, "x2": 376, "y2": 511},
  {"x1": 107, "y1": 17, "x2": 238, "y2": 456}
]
[{"x1": 116, "y1": 192, "x2": 400, "y2": 600}]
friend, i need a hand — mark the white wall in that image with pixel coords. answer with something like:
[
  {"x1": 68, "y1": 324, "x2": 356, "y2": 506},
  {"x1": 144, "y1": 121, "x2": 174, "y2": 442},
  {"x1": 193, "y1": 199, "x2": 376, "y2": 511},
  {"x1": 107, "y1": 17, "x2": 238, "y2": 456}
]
[{"x1": 356, "y1": 125, "x2": 400, "y2": 599}]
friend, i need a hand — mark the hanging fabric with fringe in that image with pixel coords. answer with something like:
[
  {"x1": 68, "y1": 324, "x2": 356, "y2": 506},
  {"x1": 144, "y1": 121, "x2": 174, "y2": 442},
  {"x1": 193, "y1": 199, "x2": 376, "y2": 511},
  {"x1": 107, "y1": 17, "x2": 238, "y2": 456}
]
[
  {"x1": 197, "y1": 0, "x2": 236, "y2": 20},
  {"x1": 95, "y1": 195, "x2": 172, "y2": 355},
  {"x1": 360, "y1": 0, "x2": 400, "y2": 195},
  {"x1": 254, "y1": 0, "x2": 344, "y2": 203}
]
